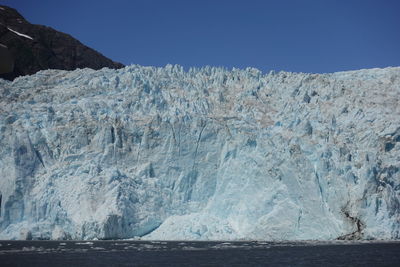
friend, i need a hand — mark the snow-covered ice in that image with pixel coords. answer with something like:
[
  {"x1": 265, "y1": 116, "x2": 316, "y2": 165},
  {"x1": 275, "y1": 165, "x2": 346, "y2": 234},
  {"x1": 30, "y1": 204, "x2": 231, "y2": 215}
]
[
  {"x1": 0, "y1": 65, "x2": 399, "y2": 240},
  {"x1": 7, "y1": 27, "x2": 33, "y2": 40}
]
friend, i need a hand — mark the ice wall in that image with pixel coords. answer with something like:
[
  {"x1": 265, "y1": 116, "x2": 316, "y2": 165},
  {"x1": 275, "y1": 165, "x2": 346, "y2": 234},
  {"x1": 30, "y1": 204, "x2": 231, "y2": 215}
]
[{"x1": 0, "y1": 65, "x2": 399, "y2": 240}]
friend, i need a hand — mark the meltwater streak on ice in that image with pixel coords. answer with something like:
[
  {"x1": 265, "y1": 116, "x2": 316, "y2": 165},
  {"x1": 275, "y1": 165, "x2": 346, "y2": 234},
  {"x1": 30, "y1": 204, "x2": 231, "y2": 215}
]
[{"x1": 0, "y1": 65, "x2": 399, "y2": 240}]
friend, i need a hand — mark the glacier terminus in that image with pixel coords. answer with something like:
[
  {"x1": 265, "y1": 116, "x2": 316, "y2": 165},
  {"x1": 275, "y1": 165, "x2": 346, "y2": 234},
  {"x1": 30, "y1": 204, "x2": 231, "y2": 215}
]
[{"x1": 0, "y1": 65, "x2": 399, "y2": 240}]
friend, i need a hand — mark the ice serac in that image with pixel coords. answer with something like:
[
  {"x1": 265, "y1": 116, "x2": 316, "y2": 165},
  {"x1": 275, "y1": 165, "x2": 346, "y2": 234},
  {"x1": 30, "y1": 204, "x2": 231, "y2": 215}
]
[{"x1": 0, "y1": 65, "x2": 399, "y2": 240}]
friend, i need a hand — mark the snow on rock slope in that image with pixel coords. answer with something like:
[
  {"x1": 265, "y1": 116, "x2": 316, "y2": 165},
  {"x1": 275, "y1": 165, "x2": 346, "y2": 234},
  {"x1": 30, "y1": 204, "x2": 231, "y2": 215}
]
[{"x1": 0, "y1": 65, "x2": 399, "y2": 240}]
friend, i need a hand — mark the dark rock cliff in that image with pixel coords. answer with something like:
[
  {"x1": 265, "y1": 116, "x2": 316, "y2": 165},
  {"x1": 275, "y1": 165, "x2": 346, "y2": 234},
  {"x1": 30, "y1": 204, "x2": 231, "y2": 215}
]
[{"x1": 0, "y1": 5, "x2": 124, "y2": 80}]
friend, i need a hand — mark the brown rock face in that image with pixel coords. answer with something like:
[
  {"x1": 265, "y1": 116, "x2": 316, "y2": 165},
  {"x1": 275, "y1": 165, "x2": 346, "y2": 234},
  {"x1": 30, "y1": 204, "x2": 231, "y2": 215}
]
[
  {"x1": 0, "y1": 5, "x2": 124, "y2": 80},
  {"x1": 0, "y1": 43, "x2": 13, "y2": 74}
]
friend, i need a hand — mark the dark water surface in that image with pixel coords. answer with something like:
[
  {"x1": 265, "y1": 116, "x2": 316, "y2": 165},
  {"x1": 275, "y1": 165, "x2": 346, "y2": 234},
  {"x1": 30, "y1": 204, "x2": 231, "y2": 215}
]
[{"x1": 0, "y1": 240, "x2": 399, "y2": 266}]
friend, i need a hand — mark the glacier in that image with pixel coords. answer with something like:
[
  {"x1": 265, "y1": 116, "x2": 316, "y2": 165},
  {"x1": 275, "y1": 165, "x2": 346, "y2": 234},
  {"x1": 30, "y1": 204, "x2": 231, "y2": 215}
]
[{"x1": 0, "y1": 65, "x2": 399, "y2": 240}]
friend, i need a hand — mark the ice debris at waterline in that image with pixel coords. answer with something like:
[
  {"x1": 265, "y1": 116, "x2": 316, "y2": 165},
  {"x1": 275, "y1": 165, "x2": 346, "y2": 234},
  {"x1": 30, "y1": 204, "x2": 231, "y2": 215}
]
[{"x1": 0, "y1": 65, "x2": 399, "y2": 240}]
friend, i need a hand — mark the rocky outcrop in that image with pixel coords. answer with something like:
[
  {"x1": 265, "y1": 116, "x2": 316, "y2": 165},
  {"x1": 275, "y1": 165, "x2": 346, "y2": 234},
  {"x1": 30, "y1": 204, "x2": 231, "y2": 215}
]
[
  {"x1": 0, "y1": 5, "x2": 124, "y2": 80},
  {"x1": 0, "y1": 43, "x2": 13, "y2": 74}
]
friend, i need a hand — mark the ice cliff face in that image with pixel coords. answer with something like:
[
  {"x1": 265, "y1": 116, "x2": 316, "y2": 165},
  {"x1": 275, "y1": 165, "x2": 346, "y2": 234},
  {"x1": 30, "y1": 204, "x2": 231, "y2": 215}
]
[{"x1": 0, "y1": 65, "x2": 399, "y2": 240}]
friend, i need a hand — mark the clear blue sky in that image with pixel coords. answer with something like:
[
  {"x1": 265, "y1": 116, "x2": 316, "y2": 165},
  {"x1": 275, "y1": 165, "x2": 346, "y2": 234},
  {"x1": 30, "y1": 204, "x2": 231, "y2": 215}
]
[{"x1": 4, "y1": 0, "x2": 400, "y2": 73}]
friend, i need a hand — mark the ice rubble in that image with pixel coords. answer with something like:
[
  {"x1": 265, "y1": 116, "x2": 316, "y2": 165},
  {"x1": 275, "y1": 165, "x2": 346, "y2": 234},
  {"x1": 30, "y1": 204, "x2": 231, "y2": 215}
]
[{"x1": 0, "y1": 65, "x2": 399, "y2": 240}]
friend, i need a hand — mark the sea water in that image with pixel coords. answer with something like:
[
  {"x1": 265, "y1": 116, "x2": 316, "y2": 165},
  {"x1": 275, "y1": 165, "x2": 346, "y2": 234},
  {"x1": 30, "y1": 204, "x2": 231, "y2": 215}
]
[{"x1": 0, "y1": 240, "x2": 399, "y2": 266}]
